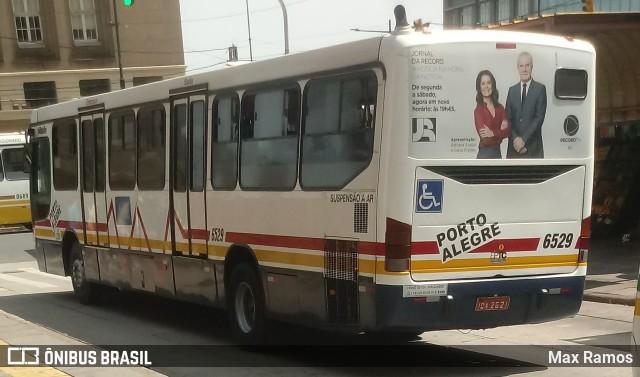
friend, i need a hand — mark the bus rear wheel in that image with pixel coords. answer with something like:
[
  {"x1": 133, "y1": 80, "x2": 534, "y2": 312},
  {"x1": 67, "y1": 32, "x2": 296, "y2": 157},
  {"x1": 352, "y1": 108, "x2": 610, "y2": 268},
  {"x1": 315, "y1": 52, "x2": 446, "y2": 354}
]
[
  {"x1": 70, "y1": 243, "x2": 100, "y2": 304},
  {"x1": 228, "y1": 264, "x2": 266, "y2": 345}
]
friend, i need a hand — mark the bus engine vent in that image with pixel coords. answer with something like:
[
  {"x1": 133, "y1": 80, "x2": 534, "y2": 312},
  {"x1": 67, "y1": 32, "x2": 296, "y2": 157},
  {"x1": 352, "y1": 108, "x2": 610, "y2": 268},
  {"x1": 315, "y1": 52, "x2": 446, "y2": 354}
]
[
  {"x1": 425, "y1": 165, "x2": 579, "y2": 184},
  {"x1": 354, "y1": 203, "x2": 368, "y2": 233},
  {"x1": 324, "y1": 239, "x2": 359, "y2": 325}
]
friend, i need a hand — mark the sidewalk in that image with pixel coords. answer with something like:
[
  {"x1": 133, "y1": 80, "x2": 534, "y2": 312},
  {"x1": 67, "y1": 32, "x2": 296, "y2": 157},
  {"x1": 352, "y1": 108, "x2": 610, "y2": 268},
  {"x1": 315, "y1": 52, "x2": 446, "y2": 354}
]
[
  {"x1": 583, "y1": 237, "x2": 640, "y2": 306},
  {"x1": 0, "y1": 311, "x2": 165, "y2": 377}
]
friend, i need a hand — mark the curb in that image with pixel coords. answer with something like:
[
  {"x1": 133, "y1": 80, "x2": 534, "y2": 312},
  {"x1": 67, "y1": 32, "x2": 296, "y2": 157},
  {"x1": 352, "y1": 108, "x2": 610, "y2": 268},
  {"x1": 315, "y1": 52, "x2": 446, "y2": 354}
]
[{"x1": 583, "y1": 292, "x2": 635, "y2": 307}]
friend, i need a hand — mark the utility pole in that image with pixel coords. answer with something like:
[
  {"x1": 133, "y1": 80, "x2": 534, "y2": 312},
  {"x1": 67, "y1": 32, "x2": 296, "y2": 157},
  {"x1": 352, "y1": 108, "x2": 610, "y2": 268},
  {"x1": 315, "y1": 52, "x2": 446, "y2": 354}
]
[
  {"x1": 245, "y1": 0, "x2": 253, "y2": 62},
  {"x1": 112, "y1": 0, "x2": 125, "y2": 89},
  {"x1": 276, "y1": 0, "x2": 289, "y2": 55}
]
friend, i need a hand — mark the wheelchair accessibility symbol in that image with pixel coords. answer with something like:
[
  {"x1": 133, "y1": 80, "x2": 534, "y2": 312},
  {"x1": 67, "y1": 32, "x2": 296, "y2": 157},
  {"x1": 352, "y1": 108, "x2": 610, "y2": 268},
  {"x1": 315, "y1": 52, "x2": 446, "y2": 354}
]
[{"x1": 416, "y1": 180, "x2": 443, "y2": 213}]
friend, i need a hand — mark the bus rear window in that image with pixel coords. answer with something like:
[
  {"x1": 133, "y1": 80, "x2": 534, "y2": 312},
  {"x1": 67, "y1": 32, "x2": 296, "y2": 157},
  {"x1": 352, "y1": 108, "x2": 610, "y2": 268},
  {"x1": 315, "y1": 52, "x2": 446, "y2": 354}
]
[{"x1": 555, "y1": 69, "x2": 588, "y2": 100}]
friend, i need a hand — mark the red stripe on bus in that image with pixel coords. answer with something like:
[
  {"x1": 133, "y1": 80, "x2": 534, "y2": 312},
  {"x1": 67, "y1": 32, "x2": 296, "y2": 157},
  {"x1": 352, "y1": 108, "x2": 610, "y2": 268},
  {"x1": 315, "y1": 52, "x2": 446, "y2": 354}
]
[
  {"x1": 88, "y1": 222, "x2": 108, "y2": 232},
  {"x1": 34, "y1": 219, "x2": 51, "y2": 227},
  {"x1": 191, "y1": 229, "x2": 209, "y2": 241},
  {"x1": 225, "y1": 232, "x2": 326, "y2": 251},
  {"x1": 411, "y1": 238, "x2": 540, "y2": 255},
  {"x1": 469, "y1": 238, "x2": 540, "y2": 253},
  {"x1": 136, "y1": 207, "x2": 152, "y2": 252},
  {"x1": 411, "y1": 241, "x2": 440, "y2": 254},
  {"x1": 358, "y1": 241, "x2": 382, "y2": 256},
  {"x1": 173, "y1": 211, "x2": 209, "y2": 240},
  {"x1": 54, "y1": 220, "x2": 108, "y2": 232},
  {"x1": 56, "y1": 220, "x2": 81, "y2": 230}
]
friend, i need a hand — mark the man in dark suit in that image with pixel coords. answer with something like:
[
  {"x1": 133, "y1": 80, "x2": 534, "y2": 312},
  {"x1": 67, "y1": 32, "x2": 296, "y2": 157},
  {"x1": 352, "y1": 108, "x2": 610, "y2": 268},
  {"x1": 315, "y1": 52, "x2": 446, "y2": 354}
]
[{"x1": 505, "y1": 52, "x2": 547, "y2": 158}]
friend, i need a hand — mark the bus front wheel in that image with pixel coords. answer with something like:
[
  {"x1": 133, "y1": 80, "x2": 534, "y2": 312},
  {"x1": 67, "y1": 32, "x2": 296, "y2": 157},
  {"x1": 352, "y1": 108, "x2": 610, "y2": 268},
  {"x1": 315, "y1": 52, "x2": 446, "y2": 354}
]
[
  {"x1": 228, "y1": 264, "x2": 266, "y2": 345},
  {"x1": 70, "y1": 243, "x2": 100, "y2": 304}
]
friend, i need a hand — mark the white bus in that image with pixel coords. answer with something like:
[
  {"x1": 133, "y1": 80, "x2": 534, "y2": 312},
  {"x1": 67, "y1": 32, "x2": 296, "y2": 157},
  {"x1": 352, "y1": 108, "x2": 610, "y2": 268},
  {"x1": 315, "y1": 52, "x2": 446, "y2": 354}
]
[
  {"x1": 0, "y1": 132, "x2": 30, "y2": 230},
  {"x1": 28, "y1": 6, "x2": 595, "y2": 344}
]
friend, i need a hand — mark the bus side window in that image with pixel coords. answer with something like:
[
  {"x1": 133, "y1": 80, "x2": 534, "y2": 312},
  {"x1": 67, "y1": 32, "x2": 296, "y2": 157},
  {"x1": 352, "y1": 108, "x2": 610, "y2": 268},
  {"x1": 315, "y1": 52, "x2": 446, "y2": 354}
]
[
  {"x1": 241, "y1": 95, "x2": 255, "y2": 140},
  {"x1": 52, "y1": 119, "x2": 78, "y2": 191},
  {"x1": 2, "y1": 148, "x2": 28, "y2": 181},
  {"x1": 285, "y1": 89, "x2": 300, "y2": 135},
  {"x1": 300, "y1": 71, "x2": 377, "y2": 190},
  {"x1": 211, "y1": 93, "x2": 239, "y2": 190},
  {"x1": 240, "y1": 84, "x2": 300, "y2": 190},
  {"x1": 190, "y1": 100, "x2": 206, "y2": 192},
  {"x1": 108, "y1": 111, "x2": 136, "y2": 191},
  {"x1": 30, "y1": 138, "x2": 51, "y2": 221},
  {"x1": 137, "y1": 105, "x2": 166, "y2": 191}
]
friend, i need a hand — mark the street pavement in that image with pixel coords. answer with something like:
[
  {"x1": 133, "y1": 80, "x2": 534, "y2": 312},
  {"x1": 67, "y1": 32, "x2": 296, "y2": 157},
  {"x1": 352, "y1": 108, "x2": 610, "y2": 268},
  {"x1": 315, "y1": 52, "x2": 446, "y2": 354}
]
[
  {"x1": 584, "y1": 237, "x2": 640, "y2": 306},
  {"x1": 0, "y1": 235, "x2": 637, "y2": 377}
]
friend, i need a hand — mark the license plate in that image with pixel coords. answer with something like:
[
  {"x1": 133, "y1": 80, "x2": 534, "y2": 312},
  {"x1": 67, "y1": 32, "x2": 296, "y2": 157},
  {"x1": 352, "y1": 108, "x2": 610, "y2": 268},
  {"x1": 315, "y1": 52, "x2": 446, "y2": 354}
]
[{"x1": 475, "y1": 296, "x2": 510, "y2": 311}]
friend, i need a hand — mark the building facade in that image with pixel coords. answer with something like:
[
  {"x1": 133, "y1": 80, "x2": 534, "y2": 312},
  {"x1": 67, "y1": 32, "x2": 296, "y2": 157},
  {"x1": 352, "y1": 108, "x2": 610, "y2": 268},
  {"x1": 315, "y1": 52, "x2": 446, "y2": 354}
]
[
  {"x1": 444, "y1": 0, "x2": 640, "y2": 28},
  {"x1": 0, "y1": 0, "x2": 186, "y2": 132}
]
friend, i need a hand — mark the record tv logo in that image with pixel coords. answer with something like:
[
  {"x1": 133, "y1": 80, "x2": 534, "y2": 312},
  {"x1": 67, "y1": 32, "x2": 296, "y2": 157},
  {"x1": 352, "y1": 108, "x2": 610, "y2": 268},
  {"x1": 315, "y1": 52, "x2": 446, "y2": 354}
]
[{"x1": 412, "y1": 118, "x2": 437, "y2": 142}]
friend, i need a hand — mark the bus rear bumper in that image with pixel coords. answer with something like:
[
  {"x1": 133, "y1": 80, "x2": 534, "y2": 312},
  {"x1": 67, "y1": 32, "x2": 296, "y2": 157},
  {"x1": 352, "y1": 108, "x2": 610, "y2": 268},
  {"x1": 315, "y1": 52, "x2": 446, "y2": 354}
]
[{"x1": 374, "y1": 275, "x2": 585, "y2": 331}]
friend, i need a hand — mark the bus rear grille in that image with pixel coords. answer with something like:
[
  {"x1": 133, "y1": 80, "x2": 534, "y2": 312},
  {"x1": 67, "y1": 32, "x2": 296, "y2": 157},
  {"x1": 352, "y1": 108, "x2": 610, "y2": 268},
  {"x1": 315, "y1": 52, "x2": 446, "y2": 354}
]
[{"x1": 424, "y1": 165, "x2": 579, "y2": 184}]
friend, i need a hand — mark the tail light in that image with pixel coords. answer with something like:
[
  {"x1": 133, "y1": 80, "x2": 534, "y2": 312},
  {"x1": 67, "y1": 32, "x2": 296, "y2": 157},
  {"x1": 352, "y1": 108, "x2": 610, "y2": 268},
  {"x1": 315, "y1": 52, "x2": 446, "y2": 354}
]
[
  {"x1": 385, "y1": 218, "x2": 412, "y2": 272},
  {"x1": 577, "y1": 217, "x2": 590, "y2": 263}
]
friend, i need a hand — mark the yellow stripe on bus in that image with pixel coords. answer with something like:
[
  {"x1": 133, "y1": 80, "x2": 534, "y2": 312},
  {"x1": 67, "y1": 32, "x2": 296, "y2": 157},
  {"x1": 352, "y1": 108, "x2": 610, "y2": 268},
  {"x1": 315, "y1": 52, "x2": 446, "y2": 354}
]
[
  {"x1": 0, "y1": 340, "x2": 70, "y2": 377},
  {"x1": 635, "y1": 298, "x2": 640, "y2": 316},
  {"x1": 410, "y1": 254, "x2": 579, "y2": 272},
  {"x1": 0, "y1": 206, "x2": 31, "y2": 225},
  {"x1": 34, "y1": 228, "x2": 56, "y2": 238},
  {"x1": 0, "y1": 199, "x2": 30, "y2": 206},
  {"x1": 253, "y1": 248, "x2": 324, "y2": 269}
]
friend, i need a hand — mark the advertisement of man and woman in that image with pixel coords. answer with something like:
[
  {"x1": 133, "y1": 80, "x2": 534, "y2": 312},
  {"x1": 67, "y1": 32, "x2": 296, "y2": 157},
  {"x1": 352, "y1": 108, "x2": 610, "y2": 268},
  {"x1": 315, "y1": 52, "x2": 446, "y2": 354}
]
[
  {"x1": 409, "y1": 43, "x2": 591, "y2": 160},
  {"x1": 474, "y1": 52, "x2": 546, "y2": 159}
]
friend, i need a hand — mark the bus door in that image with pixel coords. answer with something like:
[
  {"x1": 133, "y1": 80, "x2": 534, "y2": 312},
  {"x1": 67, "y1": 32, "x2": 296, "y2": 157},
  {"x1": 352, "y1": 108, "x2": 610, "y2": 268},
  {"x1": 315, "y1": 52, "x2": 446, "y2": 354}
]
[
  {"x1": 170, "y1": 93, "x2": 208, "y2": 257},
  {"x1": 80, "y1": 112, "x2": 108, "y2": 247}
]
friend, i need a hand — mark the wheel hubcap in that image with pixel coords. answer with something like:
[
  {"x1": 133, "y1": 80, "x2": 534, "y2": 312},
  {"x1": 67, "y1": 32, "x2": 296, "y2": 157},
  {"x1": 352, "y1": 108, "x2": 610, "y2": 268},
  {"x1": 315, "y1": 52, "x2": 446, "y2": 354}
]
[
  {"x1": 235, "y1": 282, "x2": 256, "y2": 333},
  {"x1": 72, "y1": 258, "x2": 85, "y2": 288}
]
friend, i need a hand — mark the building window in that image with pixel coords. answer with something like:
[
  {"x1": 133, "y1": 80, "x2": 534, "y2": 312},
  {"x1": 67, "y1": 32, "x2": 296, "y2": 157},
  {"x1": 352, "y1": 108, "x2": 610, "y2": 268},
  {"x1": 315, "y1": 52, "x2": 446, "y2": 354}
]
[
  {"x1": 517, "y1": 0, "x2": 530, "y2": 16},
  {"x1": 12, "y1": 0, "x2": 43, "y2": 46},
  {"x1": 24, "y1": 81, "x2": 57, "y2": 109},
  {"x1": 461, "y1": 5, "x2": 473, "y2": 27},
  {"x1": 133, "y1": 76, "x2": 163, "y2": 86},
  {"x1": 79, "y1": 79, "x2": 110, "y2": 96},
  {"x1": 498, "y1": 0, "x2": 512, "y2": 22},
  {"x1": 479, "y1": 1, "x2": 492, "y2": 25},
  {"x1": 69, "y1": 0, "x2": 98, "y2": 45}
]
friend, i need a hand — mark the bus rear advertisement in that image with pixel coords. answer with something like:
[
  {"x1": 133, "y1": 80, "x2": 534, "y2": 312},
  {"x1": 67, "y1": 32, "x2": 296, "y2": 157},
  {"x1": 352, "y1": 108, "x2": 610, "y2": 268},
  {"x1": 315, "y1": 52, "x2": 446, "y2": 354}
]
[{"x1": 28, "y1": 6, "x2": 595, "y2": 344}]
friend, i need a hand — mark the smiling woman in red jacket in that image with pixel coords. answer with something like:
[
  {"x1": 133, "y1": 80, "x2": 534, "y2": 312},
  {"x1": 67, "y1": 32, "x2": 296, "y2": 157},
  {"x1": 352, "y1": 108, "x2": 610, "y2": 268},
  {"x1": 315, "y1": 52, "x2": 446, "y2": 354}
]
[{"x1": 474, "y1": 70, "x2": 511, "y2": 159}]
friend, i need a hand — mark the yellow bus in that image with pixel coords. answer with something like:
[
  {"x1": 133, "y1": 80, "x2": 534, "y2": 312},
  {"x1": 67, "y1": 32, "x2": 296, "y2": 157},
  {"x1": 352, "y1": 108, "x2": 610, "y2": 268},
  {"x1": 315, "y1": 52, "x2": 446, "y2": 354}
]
[{"x1": 0, "y1": 132, "x2": 30, "y2": 230}]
